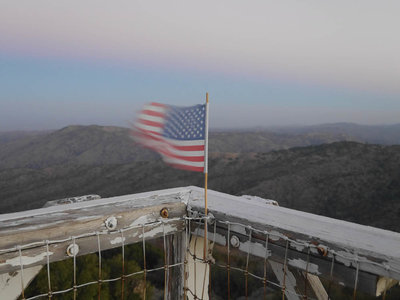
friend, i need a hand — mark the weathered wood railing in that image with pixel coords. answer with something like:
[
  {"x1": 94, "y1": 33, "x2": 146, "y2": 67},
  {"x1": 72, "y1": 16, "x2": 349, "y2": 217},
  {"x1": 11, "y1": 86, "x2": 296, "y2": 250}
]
[{"x1": 0, "y1": 186, "x2": 399, "y2": 299}]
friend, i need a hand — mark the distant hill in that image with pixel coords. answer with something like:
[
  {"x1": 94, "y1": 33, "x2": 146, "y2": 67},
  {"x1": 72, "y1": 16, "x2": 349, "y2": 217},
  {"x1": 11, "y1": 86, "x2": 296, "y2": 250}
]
[
  {"x1": 2, "y1": 123, "x2": 397, "y2": 169},
  {"x1": 0, "y1": 130, "x2": 50, "y2": 144},
  {"x1": 269, "y1": 123, "x2": 400, "y2": 145},
  {"x1": 0, "y1": 125, "x2": 157, "y2": 169},
  {"x1": 0, "y1": 128, "x2": 399, "y2": 232}
]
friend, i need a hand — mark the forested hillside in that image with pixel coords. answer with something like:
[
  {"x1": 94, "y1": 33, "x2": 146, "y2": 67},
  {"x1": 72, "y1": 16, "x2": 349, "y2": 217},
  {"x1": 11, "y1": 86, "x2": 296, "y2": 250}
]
[{"x1": 1, "y1": 125, "x2": 399, "y2": 232}]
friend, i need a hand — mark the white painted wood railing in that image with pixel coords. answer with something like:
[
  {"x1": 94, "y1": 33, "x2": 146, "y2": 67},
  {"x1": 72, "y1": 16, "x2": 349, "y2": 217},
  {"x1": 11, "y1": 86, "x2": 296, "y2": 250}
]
[{"x1": 0, "y1": 186, "x2": 399, "y2": 299}]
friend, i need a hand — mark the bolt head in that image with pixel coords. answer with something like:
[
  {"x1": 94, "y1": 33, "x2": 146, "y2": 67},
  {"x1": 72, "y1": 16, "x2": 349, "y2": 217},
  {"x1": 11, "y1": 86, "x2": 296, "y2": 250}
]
[
  {"x1": 66, "y1": 244, "x2": 79, "y2": 257},
  {"x1": 160, "y1": 208, "x2": 169, "y2": 218},
  {"x1": 230, "y1": 235, "x2": 240, "y2": 248},
  {"x1": 105, "y1": 216, "x2": 118, "y2": 230}
]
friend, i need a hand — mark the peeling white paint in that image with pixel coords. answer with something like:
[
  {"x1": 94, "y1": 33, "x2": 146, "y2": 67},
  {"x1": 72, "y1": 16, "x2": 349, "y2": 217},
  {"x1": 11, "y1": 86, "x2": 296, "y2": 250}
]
[
  {"x1": 196, "y1": 229, "x2": 226, "y2": 246},
  {"x1": 139, "y1": 224, "x2": 178, "y2": 239},
  {"x1": 130, "y1": 215, "x2": 153, "y2": 227},
  {"x1": 288, "y1": 258, "x2": 321, "y2": 275},
  {"x1": 230, "y1": 224, "x2": 246, "y2": 235},
  {"x1": 335, "y1": 251, "x2": 355, "y2": 267},
  {"x1": 0, "y1": 266, "x2": 43, "y2": 300},
  {"x1": 269, "y1": 230, "x2": 282, "y2": 241},
  {"x1": 4, "y1": 221, "x2": 65, "y2": 233},
  {"x1": 110, "y1": 237, "x2": 126, "y2": 245},
  {"x1": 239, "y1": 240, "x2": 271, "y2": 258},
  {"x1": 291, "y1": 240, "x2": 306, "y2": 252},
  {"x1": 2, "y1": 252, "x2": 52, "y2": 267},
  {"x1": 75, "y1": 216, "x2": 99, "y2": 221}
]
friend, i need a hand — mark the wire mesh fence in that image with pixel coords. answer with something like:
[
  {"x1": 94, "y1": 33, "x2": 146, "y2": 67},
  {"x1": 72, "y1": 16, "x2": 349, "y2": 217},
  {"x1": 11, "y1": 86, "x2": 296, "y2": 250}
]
[{"x1": 2, "y1": 213, "x2": 400, "y2": 299}]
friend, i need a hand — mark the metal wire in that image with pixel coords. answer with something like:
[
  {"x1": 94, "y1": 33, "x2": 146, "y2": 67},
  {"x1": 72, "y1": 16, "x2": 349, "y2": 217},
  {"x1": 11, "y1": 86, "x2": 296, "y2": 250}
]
[
  {"x1": 227, "y1": 222, "x2": 231, "y2": 300},
  {"x1": 327, "y1": 254, "x2": 335, "y2": 299},
  {"x1": 353, "y1": 260, "x2": 360, "y2": 300},
  {"x1": 263, "y1": 233, "x2": 269, "y2": 300},
  {"x1": 213, "y1": 262, "x2": 317, "y2": 300},
  {"x1": 304, "y1": 246, "x2": 310, "y2": 299},
  {"x1": 120, "y1": 231, "x2": 125, "y2": 300},
  {"x1": 282, "y1": 239, "x2": 289, "y2": 300},
  {"x1": 97, "y1": 233, "x2": 102, "y2": 300},
  {"x1": 245, "y1": 228, "x2": 252, "y2": 300},
  {"x1": 184, "y1": 218, "x2": 189, "y2": 299},
  {"x1": 201, "y1": 215, "x2": 210, "y2": 299},
  {"x1": 45, "y1": 241, "x2": 52, "y2": 299},
  {"x1": 73, "y1": 237, "x2": 77, "y2": 300},
  {"x1": 142, "y1": 225, "x2": 147, "y2": 300},
  {"x1": 18, "y1": 246, "x2": 26, "y2": 300},
  {"x1": 162, "y1": 222, "x2": 168, "y2": 300}
]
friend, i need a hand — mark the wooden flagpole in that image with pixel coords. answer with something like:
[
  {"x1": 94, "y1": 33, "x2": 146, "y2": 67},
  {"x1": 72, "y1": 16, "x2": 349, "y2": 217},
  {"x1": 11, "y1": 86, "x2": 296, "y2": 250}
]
[{"x1": 204, "y1": 92, "x2": 209, "y2": 261}]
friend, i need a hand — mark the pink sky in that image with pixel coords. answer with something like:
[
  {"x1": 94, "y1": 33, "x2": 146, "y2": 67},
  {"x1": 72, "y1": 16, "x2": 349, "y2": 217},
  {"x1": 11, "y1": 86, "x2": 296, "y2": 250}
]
[{"x1": 1, "y1": 0, "x2": 399, "y2": 94}]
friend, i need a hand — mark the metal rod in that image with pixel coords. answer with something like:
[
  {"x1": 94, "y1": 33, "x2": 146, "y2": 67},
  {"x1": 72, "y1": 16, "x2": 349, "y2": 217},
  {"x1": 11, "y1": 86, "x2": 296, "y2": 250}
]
[
  {"x1": 282, "y1": 240, "x2": 289, "y2": 300},
  {"x1": 227, "y1": 223, "x2": 231, "y2": 300},
  {"x1": 163, "y1": 223, "x2": 168, "y2": 300},
  {"x1": 327, "y1": 255, "x2": 335, "y2": 299},
  {"x1": 245, "y1": 228, "x2": 252, "y2": 300},
  {"x1": 97, "y1": 233, "x2": 102, "y2": 300},
  {"x1": 121, "y1": 231, "x2": 125, "y2": 300},
  {"x1": 184, "y1": 219, "x2": 188, "y2": 299},
  {"x1": 19, "y1": 247, "x2": 25, "y2": 300},
  {"x1": 46, "y1": 241, "x2": 52, "y2": 299},
  {"x1": 203, "y1": 92, "x2": 210, "y2": 264},
  {"x1": 263, "y1": 234, "x2": 269, "y2": 300},
  {"x1": 353, "y1": 260, "x2": 359, "y2": 300},
  {"x1": 142, "y1": 225, "x2": 147, "y2": 300},
  {"x1": 304, "y1": 246, "x2": 310, "y2": 299},
  {"x1": 73, "y1": 238, "x2": 77, "y2": 300}
]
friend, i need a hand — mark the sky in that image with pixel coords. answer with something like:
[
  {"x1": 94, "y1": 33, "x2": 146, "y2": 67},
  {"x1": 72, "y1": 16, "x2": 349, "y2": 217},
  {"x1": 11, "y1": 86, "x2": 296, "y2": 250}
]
[{"x1": 0, "y1": 0, "x2": 399, "y2": 131}]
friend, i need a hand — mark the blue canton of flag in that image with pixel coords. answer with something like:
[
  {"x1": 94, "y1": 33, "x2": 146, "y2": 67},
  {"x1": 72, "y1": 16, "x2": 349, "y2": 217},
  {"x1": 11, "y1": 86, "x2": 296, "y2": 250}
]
[{"x1": 163, "y1": 105, "x2": 206, "y2": 140}]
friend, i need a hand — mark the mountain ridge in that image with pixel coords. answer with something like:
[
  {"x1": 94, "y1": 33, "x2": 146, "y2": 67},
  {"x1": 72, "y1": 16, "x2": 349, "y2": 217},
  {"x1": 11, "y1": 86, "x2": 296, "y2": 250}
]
[
  {"x1": 0, "y1": 127, "x2": 399, "y2": 232},
  {"x1": 2, "y1": 123, "x2": 399, "y2": 169}
]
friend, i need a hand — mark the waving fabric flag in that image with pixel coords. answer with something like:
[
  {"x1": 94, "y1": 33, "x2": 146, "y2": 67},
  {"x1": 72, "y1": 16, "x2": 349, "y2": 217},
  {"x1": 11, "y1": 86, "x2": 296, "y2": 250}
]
[{"x1": 133, "y1": 102, "x2": 207, "y2": 172}]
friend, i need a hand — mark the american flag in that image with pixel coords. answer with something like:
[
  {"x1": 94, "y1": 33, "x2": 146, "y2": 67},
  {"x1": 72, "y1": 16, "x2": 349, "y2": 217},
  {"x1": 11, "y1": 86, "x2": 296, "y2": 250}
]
[{"x1": 133, "y1": 102, "x2": 208, "y2": 172}]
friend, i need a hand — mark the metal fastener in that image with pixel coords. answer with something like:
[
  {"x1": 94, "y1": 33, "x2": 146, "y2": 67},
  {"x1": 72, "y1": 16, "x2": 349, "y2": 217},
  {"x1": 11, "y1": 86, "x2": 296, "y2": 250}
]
[
  {"x1": 66, "y1": 244, "x2": 79, "y2": 257},
  {"x1": 230, "y1": 235, "x2": 240, "y2": 248},
  {"x1": 105, "y1": 216, "x2": 118, "y2": 230},
  {"x1": 160, "y1": 208, "x2": 169, "y2": 218}
]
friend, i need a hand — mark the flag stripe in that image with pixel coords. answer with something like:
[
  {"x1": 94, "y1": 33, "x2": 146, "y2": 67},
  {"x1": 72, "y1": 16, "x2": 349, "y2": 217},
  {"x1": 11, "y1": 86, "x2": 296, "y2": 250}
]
[
  {"x1": 172, "y1": 144, "x2": 204, "y2": 151},
  {"x1": 163, "y1": 156, "x2": 205, "y2": 167},
  {"x1": 159, "y1": 149, "x2": 204, "y2": 161},
  {"x1": 135, "y1": 128, "x2": 204, "y2": 147},
  {"x1": 143, "y1": 104, "x2": 166, "y2": 113},
  {"x1": 139, "y1": 114, "x2": 165, "y2": 123},
  {"x1": 135, "y1": 133, "x2": 204, "y2": 157},
  {"x1": 150, "y1": 102, "x2": 165, "y2": 107},
  {"x1": 138, "y1": 119, "x2": 164, "y2": 128},
  {"x1": 141, "y1": 110, "x2": 165, "y2": 118},
  {"x1": 136, "y1": 123, "x2": 163, "y2": 133}
]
